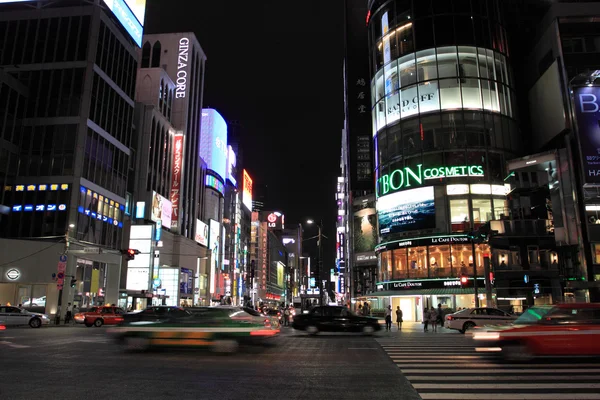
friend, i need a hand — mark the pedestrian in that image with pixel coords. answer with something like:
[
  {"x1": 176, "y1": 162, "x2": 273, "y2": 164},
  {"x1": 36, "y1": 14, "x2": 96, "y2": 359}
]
[
  {"x1": 437, "y1": 303, "x2": 444, "y2": 328},
  {"x1": 423, "y1": 308, "x2": 431, "y2": 332},
  {"x1": 395, "y1": 306, "x2": 403, "y2": 330},
  {"x1": 358, "y1": 304, "x2": 363, "y2": 315},
  {"x1": 65, "y1": 302, "x2": 73, "y2": 324},
  {"x1": 429, "y1": 307, "x2": 438, "y2": 332},
  {"x1": 18, "y1": 303, "x2": 22, "y2": 308},
  {"x1": 384, "y1": 305, "x2": 392, "y2": 331},
  {"x1": 284, "y1": 307, "x2": 290, "y2": 326},
  {"x1": 364, "y1": 302, "x2": 370, "y2": 316}
]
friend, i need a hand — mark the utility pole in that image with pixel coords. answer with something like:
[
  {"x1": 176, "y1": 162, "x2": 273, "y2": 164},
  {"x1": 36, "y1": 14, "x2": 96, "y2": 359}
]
[
  {"x1": 471, "y1": 237, "x2": 479, "y2": 308},
  {"x1": 317, "y1": 220, "x2": 324, "y2": 307},
  {"x1": 55, "y1": 230, "x2": 70, "y2": 325}
]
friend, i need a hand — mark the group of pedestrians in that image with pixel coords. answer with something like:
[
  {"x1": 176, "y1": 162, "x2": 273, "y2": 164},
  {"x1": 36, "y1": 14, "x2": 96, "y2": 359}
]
[
  {"x1": 423, "y1": 304, "x2": 444, "y2": 332},
  {"x1": 384, "y1": 305, "x2": 403, "y2": 331}
]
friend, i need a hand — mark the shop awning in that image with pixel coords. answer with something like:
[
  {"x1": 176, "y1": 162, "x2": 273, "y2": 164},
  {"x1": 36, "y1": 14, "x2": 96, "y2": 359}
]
[{"x1": 362, "y1": 288, "x2": 476, "y2": 297}]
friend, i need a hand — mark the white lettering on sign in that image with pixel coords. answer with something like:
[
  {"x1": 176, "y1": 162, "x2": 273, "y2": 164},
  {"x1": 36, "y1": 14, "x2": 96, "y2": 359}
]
[
  {"x1": 392, "y1": 281, "x2": 422, "y2": 289},
  {"x1": 176, "y1": 38, "x2": 189, "y2": 99},
  {"x1": 444, "y1": 280, "x2": 461, "y2": 287}
]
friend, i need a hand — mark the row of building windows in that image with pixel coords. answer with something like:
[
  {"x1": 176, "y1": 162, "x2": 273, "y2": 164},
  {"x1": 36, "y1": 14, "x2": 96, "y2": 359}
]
[
  {"x1": 370, "y1": 12, "x2": 508, "y2": 72},
  {"x1": 89, "y1": 73, "x2": 134, "y2": 148},
  {"x1": 75, "y1": 210, "x2": 122, "y2": 249},
  {"x1": 82, "y1": 128, "x2": 128, "y2": 197},
  {"x1": 141, "y1": 41, "x2": 162, "y2": 69},
  {"x1": 158, "y1": 80, "x2": 173, "y2": 121},
  {"x1": 17, "y1": 124, "x2": 77, "y2": 177},
  {"x1": 379, "y1": 243, "x2": 490, "y2": 281},
  {"x1": 0, "y1": 16, "x2": 90, "y2": 65},
  {"x1": 95, "y1": 21, "x2": 137, "y2": 100},
  {"x1": 16, "y1": 68, "x2": 85, "y2": 119},
  {"x1": 0, "y1": 81, "x2": 26, "y2": 146},
  {"x1": 372, "y1": 46, "x2": 512, "y2": 104},
  {"x1": 147, "y1": 117, "x2": 173, "y2": 200},
  {"x1": 375, "y1": 111, "x2": 519, "y2": 168}
]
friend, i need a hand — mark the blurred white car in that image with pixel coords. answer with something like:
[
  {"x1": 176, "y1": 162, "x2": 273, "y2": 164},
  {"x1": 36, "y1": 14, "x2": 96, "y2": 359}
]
[
  {"x1": 445, "y1": 307, "x2": 517, "y2": 333},
  {"x1": 22, "y1": 296, "x2": 46, "y2": 307},
  {"x1": 0, "y1": 306, "x2": 50, "y2": 328}
]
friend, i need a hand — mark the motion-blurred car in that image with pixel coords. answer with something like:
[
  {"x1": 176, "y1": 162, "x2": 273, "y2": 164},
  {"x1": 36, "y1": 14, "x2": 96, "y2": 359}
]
[
  {"x1": 123, "y1": 306, "x2": 188, "y2": 323},
  {"x1": 473, "y1": 303, "x2": 600, "y2": 361},
  {"x1": 74, "y1": 306, "x2": 125, "y2": 327},
  {"x1": 22, "y1": 296, "x2": 46, "y2": 307},
  {"x1": 445, "y1": 307, "x2": 517, "y2": 333},
  {"x1": 108, "y1": 306, "x2": 279, "y2": 353},
  {"x1": 0, "y1": 306, "x2": 50, "y2": 328},
  {"x1": 292, "y1": 306, "x2": 381, "y2": 335}
]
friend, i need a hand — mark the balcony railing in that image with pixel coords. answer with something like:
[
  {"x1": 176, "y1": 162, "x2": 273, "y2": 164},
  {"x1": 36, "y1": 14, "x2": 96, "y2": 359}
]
[{"x1": 490, "y1": 219, "x2": 554, "y2": 237}]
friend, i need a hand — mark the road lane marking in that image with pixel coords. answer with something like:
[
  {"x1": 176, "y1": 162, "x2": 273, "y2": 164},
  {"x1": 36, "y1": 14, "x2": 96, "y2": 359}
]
[
  {"x1": 406, "y1": 375, "x2": 600, "y2": 381},
  {"x1": 420, "y1": 394, "x2": 600, "y2": 400},
  {"x1": 414, "y1": 383, "x2": 600, "y2": 389},
  {"x1": 399, "y1": 367, "x2": 600, "y2": 373},
  {"x1": 0, "y1": 341, "x2": 30, "y2": 348}
]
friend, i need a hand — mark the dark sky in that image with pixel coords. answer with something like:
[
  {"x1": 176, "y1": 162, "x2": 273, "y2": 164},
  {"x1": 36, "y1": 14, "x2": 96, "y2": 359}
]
[{"x1": 145, "y1": 1, "x2": 345, "y2": 267}]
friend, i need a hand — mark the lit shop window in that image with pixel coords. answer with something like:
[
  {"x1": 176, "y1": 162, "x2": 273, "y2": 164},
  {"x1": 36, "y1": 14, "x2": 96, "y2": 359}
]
[{"x1": 77, "y1": 186, "x2": 124, "y2": 228}]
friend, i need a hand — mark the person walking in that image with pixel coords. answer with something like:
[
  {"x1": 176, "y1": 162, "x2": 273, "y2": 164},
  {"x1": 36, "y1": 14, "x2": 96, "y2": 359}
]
[
  {"x1": 423, "y1": 308, "x2": 431, "y2": 332},
  {"x1": 363, "y1": 302, "x2": 370, "y2": 316},
  {"x1": 65, "y1": 302, "x2": 73, "y2": 325},
  {"x1": 284, "y1": 307, "x2": 290, "y2": 326},
  {"x1": 429, "y1": 307, "x2": 438, "y2": 332},
  {"x1": 384, "y1": 305, "x2": 392, "y2": 331},
  {"x1": 437, "y1": 303, "x2": 444, "y2": 329},
  {"x1": 395, "y1": 306, "x2": 403, "y2": 330}
]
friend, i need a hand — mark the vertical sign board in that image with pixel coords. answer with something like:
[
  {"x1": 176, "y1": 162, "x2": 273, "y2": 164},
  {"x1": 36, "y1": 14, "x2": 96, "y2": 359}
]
[
  {"x1": 56, "y1": 254, "x2": 67, "y2": 290},
  {"x1": 345, "y1": 0, "x2": 374, "y2": 191},
  {"x1": 573, "y1": 86, "x2": 600, "y2": 184},
  {"x1": 170, "y1": 133, "x2": 184, "y2": 231}
]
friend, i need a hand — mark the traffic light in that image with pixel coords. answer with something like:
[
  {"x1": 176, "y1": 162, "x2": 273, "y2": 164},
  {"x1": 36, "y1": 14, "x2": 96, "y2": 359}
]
[
  {"x1": 70, "y1": 278, "x2": 77, "y2": 288},
  {"x1": 460, "y1": 275, "x2": 468, "y2": 287},
  {"x1": 121, "y1": 249, "x2": 141, "y2": 260}
]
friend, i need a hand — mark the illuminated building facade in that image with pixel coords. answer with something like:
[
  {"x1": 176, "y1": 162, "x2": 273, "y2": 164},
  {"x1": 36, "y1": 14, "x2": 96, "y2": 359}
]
[{"x1": 367, "y1": 0, "x2": 519, "y2": 320}]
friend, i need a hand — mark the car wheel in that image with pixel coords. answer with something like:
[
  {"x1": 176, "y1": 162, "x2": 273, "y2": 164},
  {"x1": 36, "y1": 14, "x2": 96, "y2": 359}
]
[
  {"x1": 461, "y1": 321, "x2": 476, "y2": 334},
  {"x1": 362, "y1": 325, "x2": 375, "y2": 336},
  {"x1": 211, "y1": 340, "x2": 239, "y2": 354},
  {"x1": 306, "y1": 325, "x2": 319, "y2": 335},
  {"x1": 123, "y1": 336, "x2": 150, "y2": 352},
  {"x1": 29, "y1": 318, "x2": 42, "y2": 328},
  {"x1": 502, "y1": 342, "x2": 533, "y2": 362},
  {"x1": 94, "y1": 319, "x2": 103, "y2": 327}
]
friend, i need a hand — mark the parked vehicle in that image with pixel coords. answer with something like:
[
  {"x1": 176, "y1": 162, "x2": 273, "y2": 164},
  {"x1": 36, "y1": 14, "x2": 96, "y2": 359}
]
[
  {"x1": 0, "y1": 306, "x2": 50, "y2": 328},
  {"x1": 73, "y1": 306, "x2": 125, "y2": 327},
  {"x1": 444, "y1": 307, "x2": 517, "y2": 333}
]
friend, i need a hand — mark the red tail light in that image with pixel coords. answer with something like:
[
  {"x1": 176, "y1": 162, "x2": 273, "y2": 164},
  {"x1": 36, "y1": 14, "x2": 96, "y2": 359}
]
[
  {"x1": 446, "y1": 315, "x2": 454, "y2": 321},
  {"x1": 0, "y1": 325, "x2": 5, "y2": 330},
  {"x1": 264, "y1": 319, "x2": 272, "y2": 328}
]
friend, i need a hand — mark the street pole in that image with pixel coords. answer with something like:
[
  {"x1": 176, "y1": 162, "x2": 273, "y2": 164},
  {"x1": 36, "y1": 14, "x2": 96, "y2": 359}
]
[
  {"x1": 471, "y1": 238, "x2": 479, "y2": 308},
  {"x1": 55, "y1": 230, "x2": 70, "y2": 325},
  {"x1": 318, "y1": 222, "x2": 324, "y2": 306}
]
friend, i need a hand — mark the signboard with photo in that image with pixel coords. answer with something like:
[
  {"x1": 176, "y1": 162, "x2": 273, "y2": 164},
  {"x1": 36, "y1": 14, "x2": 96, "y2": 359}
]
[
  {"x1": 377, "y1": 186, "x2": 435, "y2": 235},
  {"x1": 151, "y1": 191, "x2": 172, "y2": 229}
]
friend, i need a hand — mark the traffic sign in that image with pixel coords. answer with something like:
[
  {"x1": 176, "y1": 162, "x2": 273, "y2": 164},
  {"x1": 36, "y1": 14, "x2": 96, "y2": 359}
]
[
  {"x1": 59, "y1": 255, "x2": 67, "y2": 263},
  {"x1": 84, "y1": 247, "x2": 100, "y2": 254}
]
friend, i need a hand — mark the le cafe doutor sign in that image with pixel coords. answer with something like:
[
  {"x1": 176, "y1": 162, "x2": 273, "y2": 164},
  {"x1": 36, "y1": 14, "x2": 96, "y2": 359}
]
[{"x1": 382, "y1": 277, "x2": 484, "y2": 291}]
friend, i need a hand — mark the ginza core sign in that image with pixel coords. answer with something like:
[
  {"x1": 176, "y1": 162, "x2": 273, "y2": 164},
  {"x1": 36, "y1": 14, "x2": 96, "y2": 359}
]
[{"x1": 176, "y1": 38, "x2": 189, "y2": 99}]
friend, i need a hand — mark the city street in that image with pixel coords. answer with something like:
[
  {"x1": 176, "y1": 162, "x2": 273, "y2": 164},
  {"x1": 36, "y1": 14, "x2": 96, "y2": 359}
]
[{"x1": 0, "y1": 325, "x2": 420, "y2": 400}]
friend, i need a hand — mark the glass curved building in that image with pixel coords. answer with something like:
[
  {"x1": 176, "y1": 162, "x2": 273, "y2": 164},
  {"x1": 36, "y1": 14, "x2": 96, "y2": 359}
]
[{"x1": 367, "y1": 0, "x2": 519, "y2": 319}]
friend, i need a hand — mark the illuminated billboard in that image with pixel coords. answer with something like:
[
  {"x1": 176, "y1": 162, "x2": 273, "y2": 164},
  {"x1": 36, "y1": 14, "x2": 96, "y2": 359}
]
[
  {"x1": 200, "y1": 109, "x2": 228, "y2": 180},
  {"x1": 377, "y1": 186, "x2": 435, "y2": 235},
  {"x1": 242, "y1": 169, "x2": 253, "y2": 211},
  {"x1": 209, "y1": 219, "x2": 220, "y2": 251},
  {"x1": 195, "y1": 219, "x2": 209, "y2": 247},
  {"x1": 170, "y1": 133, "x2": 184, "y2": 230},
  {"x1": 205, "y1": 175, "x2": 224, "y2": 195},
  {"x1": 276, "y1": 262, "x2": 285, "y2": 288},
  {"x1": 102, "y1": 0, "x2": 144, "y2": 47},
  {"x1": 151, "y1": 191, "x2": 172, "y2": 229},
  {"x1": 264, "y1": 211, "x2": 284, "y2": 230},
  {"x1": 573, "y1": 86, "x2": 600, "y2": 184},
  {"x1": 227, "y1": 145, "x2": 237, "y2": 187}
]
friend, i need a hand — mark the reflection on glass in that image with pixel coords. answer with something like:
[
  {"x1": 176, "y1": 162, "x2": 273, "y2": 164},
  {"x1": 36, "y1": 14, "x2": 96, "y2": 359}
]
[
  {"x1": 393, "y1": 248, "x2": 408, "y2": 280},
  {"x1": 429, "y1": 245, "x2": 451, "y2": 278},
  {"x1": 408, "y1": 246, "x2": 428, "y2": 278}
]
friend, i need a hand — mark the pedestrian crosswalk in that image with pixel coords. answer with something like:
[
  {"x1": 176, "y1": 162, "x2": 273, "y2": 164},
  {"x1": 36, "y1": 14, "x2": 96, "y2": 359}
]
[{"x1": 377, "y1": 335, "x2": 600, "y2": 400}]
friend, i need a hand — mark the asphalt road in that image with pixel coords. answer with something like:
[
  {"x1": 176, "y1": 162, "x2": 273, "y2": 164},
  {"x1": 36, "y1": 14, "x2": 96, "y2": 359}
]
[{"x1": 0, "y1": 325, "x2": 421, "y2": 400}]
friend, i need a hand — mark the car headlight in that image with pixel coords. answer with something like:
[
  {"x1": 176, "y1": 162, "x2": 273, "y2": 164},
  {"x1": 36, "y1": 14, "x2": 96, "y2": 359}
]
[
  {"x1": 42, "y1": 315, "x2": 49, "y2": 319},
  {"x1": 473, "y1": 332, "x2": 500, "y2": 340}
]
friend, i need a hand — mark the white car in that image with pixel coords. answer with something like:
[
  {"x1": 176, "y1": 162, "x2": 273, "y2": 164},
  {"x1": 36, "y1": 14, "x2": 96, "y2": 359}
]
[
  {"x1": 444, "y1": 307, "x2": 517, "y2": 333},
  {"x1": 22, "y1": 296, "x2": 46, "y2": 307},
  {"x1": 0, "y1": 306, "x2": 51, "y2": 328}
]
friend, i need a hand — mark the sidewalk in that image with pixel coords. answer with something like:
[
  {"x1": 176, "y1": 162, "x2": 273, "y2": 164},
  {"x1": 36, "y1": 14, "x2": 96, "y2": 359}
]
[{"x1": 376, "y1": 321, "x2": 459, "y2": 335}]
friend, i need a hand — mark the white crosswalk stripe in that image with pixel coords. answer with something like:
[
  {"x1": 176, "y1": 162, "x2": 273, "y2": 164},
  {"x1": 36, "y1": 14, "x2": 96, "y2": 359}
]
[{"x1": 377, "y1": 335, "x2": 600, "y2": 400}]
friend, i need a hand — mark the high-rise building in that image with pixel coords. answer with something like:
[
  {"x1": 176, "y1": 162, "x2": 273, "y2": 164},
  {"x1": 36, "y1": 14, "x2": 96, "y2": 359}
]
[
  {"x1": 0, "y1": 0, "x2": 145, "y2": 317},
  {"x1": 125, "y1": 32, "x2": 211, "y2": 309},
  {"x1": 367, "y1": 0, "x2": 519, "y2": 321},
  {"x1": 282, "y1": 224, "x2": 303, "y2": 304}
]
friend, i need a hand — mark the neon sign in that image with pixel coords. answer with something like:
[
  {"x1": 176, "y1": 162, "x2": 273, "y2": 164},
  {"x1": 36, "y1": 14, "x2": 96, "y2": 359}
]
[{"x1": 378, "y1": 164, "x2": 484, "y2": 196}]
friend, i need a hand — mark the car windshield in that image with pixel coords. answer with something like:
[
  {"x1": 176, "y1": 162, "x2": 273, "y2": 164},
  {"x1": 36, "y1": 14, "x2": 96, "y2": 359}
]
[{"x1": 513, "y1": 306, "x2": 554, "y2": 324}]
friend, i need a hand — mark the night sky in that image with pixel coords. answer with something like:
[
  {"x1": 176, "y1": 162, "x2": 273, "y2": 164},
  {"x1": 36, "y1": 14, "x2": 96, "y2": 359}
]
[{"x1": 145, "y1": 1, "x2": 345, "y2": 267}]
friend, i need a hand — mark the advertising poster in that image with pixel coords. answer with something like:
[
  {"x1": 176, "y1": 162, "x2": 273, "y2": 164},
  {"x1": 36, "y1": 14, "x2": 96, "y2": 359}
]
[
  {"x1": 195, "y1": 219, "x2": 209, "y2": 247},
  {"x1": 276, "y1": 262, "x2": 285, "y2": 288},
  {"x1": 170, "y1": 133, "x2": 184, "y2": 230},
  {"x1": 377, "y1": 186, "x2": 435, "y2": 235},
  {"x1": 573, "y1": 86, "x2": 600, "y2": 184},
  {"x1": 353, "y1": 212, "x2": 377, "y2": 253},
  {"x1": 151, "y1": 191, "x2": 172, "y2": 229},
  {"x1": 242, "y1": 169, "x2": 253, "y2": 210},
  {"x1": 180, "y1": 268, "x2": 193, "y2": 294}
]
